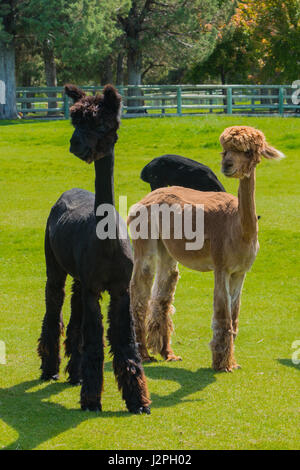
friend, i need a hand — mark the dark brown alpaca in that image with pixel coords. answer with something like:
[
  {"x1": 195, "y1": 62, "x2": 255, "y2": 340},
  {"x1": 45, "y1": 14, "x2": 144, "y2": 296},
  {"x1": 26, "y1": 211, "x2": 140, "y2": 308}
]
[{"x1": 38, "y1": 84, "x2": 150, "y2": 413}]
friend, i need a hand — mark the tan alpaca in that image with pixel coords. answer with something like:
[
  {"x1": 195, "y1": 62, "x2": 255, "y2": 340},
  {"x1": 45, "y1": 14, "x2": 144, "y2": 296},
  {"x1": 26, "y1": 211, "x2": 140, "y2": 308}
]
[{"x1": 128, "y1": 126, "x2": 284, "y2": 371}]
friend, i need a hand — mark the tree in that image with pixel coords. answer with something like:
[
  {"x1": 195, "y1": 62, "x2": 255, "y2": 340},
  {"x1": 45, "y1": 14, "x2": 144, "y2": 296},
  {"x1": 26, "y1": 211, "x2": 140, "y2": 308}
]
[
  {"x1": 186, "y1": 6, "x2": 254, "y2": 84},
  {"x1": 0, "y1": 0, "x2": 17, "y2": 119},
  {"x1": 238, "y1": 0, "x2": 300, "y2": 83},
  {"x1": 185, "y1": 0, "x2": 300, "y2": 86},
  {"x1": 116, "y1": 0, "x2": 236, "y2": 110},
  {"x1": 18, "y1": 0, "x2": 121, "y2": 113}
]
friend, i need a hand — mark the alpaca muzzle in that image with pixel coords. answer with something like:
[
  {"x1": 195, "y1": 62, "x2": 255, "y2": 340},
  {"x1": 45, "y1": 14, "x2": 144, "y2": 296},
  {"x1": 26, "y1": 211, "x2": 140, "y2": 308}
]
[
  {"x1": 69, "y1": 128, "x2": 93, "y2": 162},
  {"x1": 222, "y1": 163, "x2": 236, "y2": 177}
]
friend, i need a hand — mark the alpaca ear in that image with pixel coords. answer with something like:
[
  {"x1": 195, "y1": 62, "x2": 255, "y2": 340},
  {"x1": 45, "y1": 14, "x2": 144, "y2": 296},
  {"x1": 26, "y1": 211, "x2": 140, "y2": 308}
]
[
  {"x1": 102, "y1": 84, "x2": 122, "y2": 113},
  {"x1": 261, "y1": 144, "x2": 285, "y2": 160},
  {"x1": 64, "y1": 84, "x2": 86, "y2": 103}
]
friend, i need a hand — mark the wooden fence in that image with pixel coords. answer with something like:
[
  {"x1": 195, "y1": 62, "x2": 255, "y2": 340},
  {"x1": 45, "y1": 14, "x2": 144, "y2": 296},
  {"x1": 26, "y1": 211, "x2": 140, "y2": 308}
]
[{"x1": 16, "y1": 84, "x2": 300, "y2": 118}]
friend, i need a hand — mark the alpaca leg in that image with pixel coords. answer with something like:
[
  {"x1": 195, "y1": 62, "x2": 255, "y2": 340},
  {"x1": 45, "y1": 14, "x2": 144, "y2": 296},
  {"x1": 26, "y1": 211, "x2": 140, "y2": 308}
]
[
  {"x1": 230, "y1": 272, "x2": 246, "y2": 340},
  {"x1": 107, "y1": 290, "x2": 151, "y2": 414},
  {"x1": 64, "y1": 279, "x2": 82, "y2": 385},
  {"x1": 130, "y1": 241, "x2": 156, "y2": 362},
  {"x1": 210, "y1": 270, "x2": 236, "y2": 372},
  {"x1": 38, "y1": 238, "x2": 66, "y2": 381},
  {"x1": 80, "y1": 289, "x2": 104, "y2": 411},
  {"x1": 147, "y1": 241, "x2": 181, "y2": 361}
]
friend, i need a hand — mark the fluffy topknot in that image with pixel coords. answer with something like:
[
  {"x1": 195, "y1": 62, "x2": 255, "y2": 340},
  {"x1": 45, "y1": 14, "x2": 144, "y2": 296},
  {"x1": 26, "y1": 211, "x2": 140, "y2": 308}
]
[
  {"x1": 220, "y1": 126, "x2": 266, "y2": 156},
  {"x1": 220, "y1": 126, "x2": 285, "y2": 169},
  {"x1": 64, "y1": 84, "x2": 122, "y2": 128}
]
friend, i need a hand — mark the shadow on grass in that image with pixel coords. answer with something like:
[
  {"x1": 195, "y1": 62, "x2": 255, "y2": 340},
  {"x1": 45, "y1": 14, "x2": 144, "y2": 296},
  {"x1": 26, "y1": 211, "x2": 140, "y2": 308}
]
[
  {"x1": 0, "y1": 378, "x2": 129, "y2": 450},
  {"x1": 144, "y1": 365, "x2": 216, "y2": 408},
  {"x1": 277, "y1": 358, "x2": 300, "y2": 370},
  {"x1": 1, "y1": 364, "x2": 216, "y2": 449},
  {"x1": 105, "y1": 361, "x2": 217, "y2": 407}
]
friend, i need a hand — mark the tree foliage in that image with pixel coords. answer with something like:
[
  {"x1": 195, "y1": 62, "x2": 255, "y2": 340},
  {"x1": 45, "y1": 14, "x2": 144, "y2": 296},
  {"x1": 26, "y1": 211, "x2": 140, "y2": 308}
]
[
  {"x1": 1, "y1": 0, "x2": 299, "y2": 90},
  {"x1": 238, "y1": 0, "x2": 300, "y2": 83},
  {"x1": 186, "y1": 18, "x2": 252, "y2": 83},
  {"x1": 0, "y1": 0, "x2": 16, "y2": 43},
  {"x1": 116, "y1": 0, "x2": 237, "y2": 84},
  {"x1": 18, "y1": 0, "x2": 124, "y2": 83},
  {"x1": 191, "y1": 0, "x2": 300, "y2": 84}
]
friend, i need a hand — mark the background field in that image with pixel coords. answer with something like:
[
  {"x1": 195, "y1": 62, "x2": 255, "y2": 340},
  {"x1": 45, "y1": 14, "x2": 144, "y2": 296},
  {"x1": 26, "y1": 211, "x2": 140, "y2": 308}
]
[{"x1": 0, "y1": 115, "x2": 299, "y2": 450}]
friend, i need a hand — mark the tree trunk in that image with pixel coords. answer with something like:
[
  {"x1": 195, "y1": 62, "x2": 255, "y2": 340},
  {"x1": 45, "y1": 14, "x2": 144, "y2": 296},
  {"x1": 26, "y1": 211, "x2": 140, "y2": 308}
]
[
  {"x1": 42, "y1": 41, "x2": 58, "y2": 116},
  {"x1": 116, "y1": 52, "x2": 124, "y2": 86},
  {"x1": 21, "y1": 70, "x2": 33, "y2": 111},
  {"x1": 127, "y1": 48, "x2": 145, "y2": 114},
  {"x1": 100, "y1": 55, "x2": 114, "y2": 86},
  {"x1": 0, "y1": 41, "x2": 17, "y2": 120}
]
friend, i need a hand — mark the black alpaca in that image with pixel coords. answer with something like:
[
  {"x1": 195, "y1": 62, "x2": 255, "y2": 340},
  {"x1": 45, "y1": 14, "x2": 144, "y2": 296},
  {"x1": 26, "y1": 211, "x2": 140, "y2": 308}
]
[
  {"x1": 38, "y1": 84, "x2": 150, "y2": 414},
  {"x1": 141, "y1": 154, "x2": 260, "y2": 220},
  {"x1": 140, "y1": 154, "x2": 226, "y2": 192}
]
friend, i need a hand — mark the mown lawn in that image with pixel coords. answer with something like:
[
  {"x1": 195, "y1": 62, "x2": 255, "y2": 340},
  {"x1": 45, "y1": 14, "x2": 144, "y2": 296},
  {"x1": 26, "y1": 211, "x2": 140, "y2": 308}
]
[{"x1": 0, "y1": 115, "x2": 299, "y2": 450}]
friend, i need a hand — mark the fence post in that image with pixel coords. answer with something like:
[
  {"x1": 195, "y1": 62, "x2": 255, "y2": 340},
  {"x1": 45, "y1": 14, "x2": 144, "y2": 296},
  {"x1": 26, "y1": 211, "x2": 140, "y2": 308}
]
[
  {"x1": 279, "y1": 87, "x2": 284, "y2": 116},
  {"x1": 64, "y1": 93, "x2": 69, "y2": 119},
  {"x1": 23, "y1": 91, "x2": 27, "y2": 116},
  {"x1": 226, "y1": 87, "x2": 232, "y2": 114},
  {"x1": 177, "y1": 86, "x2": 182, "y2": 116},
  {"x1": 209, "y1": 89, "x2": 213, "y2": 113}
]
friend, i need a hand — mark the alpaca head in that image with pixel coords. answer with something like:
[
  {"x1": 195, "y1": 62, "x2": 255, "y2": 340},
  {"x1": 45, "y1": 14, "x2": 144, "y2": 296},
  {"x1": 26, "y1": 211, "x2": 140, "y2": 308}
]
[
  {"x1": 220, "y1": 126, "x2": 284, "y2": 178},
  {"x1": 64, "y1": 84, "x2": 122, "y2": 163}
]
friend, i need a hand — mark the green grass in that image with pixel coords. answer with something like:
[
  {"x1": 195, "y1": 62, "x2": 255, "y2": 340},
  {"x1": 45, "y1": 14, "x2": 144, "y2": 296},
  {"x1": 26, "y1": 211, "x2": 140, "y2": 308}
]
[{"x1": 0, "y1": 115, "x2": 299, "y2": 450}]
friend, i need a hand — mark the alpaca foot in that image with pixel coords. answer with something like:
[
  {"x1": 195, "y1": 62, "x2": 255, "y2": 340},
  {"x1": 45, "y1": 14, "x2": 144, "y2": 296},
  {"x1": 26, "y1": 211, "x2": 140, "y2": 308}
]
[
  {"x1": 129, "y1": 406, "x2": 151, "y2": 415},
  {"x1": 40, "y1": 371, "x2": 59, "y2": 381},
  {"x1": 165, "y1": 354, "x2": 182, "y2": 362},
  {"x1": 161, "y1": 348, "x2": 182, "y2": 362},
  {"x1": 66, "y1": 366, "x2": 82, "y2": 385},
  {"x1": 142, "y1": 355, "x2": 157, "y2": 363},
  {"x1": 81, "y1": 397, "x2": 102, "y2": 412},
  {"x1": 68, "y1": 377, "x2": 82, "y2": 386},
  {"x1": 211, "y1": 336, "x2": 236, "y2": 372},
  {"x1": 213, "y1": 362, "x2": 240, "y2": 373},
  {"x1": 81, "y1": 403, "x2": 102, "y2": 412},
  {"x1": 139, "y1": 345, "x2": 157, "y2": 363},
  {"x1": 216, "y1": 366, "x2": 233, "y2": 373}
]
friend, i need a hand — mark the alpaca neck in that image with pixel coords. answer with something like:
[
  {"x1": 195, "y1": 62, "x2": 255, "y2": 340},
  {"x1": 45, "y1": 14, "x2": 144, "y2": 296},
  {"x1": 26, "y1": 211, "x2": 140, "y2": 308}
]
[
  {"x1": 94, "y1": 150, "x2": 115, "y2": 217},
  {"x1": 238, "y1": 169, "x2": 258, "y2": 241}
]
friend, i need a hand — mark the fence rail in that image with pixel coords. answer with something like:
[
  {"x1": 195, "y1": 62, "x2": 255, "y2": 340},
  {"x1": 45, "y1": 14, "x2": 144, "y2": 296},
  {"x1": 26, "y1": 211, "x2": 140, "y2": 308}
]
[{"x1": 16, "y1": 84, "x2": 300, "y2": 118}]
